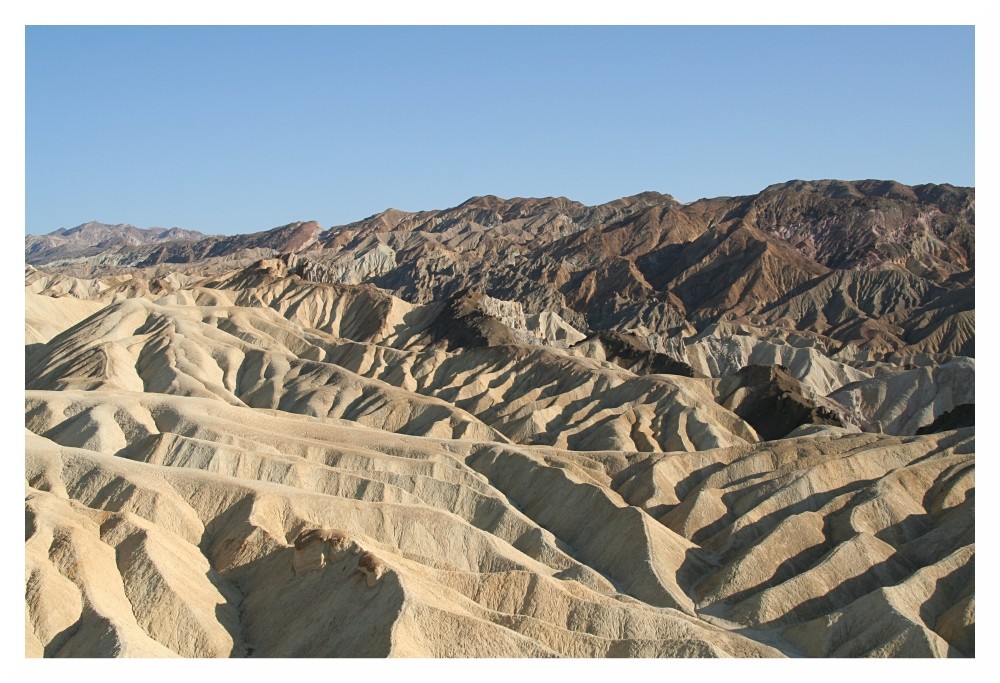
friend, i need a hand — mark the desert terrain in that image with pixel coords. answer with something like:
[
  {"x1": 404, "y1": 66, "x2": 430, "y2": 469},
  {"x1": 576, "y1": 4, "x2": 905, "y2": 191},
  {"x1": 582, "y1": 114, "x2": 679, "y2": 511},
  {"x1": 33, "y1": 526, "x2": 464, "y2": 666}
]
[{"x1": 25, "y1": 179, "x2": 974, "y2": 657}]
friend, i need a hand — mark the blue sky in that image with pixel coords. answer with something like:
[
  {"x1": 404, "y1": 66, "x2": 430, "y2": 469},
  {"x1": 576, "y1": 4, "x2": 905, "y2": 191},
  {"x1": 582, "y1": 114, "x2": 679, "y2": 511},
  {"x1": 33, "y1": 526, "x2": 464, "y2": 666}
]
[{"x1": 25, "y1": 25, "x2": 974, "y2": 235}]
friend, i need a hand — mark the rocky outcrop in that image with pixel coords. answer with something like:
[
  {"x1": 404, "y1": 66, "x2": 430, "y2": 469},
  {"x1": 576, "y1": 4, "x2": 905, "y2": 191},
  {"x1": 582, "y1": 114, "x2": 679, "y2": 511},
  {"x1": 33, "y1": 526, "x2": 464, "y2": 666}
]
[
  {"x1": 916, "y1": 403, "x2": 975, "y2": 434},
  {"x1": 593, "y1": 330, "x2": 695, "y2": 377}
]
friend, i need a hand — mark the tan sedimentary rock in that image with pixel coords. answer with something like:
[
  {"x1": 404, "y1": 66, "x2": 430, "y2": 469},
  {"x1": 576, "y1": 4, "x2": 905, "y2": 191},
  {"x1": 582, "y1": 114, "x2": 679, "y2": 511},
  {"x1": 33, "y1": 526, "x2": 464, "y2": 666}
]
[
  {"x1": 355, "y1": 550, "x2": 388, "y2": 587},
  {"x1": 24, "y1": 184, "x2": 975, "y2": 657}
]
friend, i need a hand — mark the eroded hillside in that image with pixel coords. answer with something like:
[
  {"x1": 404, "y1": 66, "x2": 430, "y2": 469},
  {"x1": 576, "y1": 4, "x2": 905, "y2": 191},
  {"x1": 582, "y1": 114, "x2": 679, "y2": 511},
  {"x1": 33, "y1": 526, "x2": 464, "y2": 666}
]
[{"x1": 24, "y1": 181, "x2": 974, "y2": 658}]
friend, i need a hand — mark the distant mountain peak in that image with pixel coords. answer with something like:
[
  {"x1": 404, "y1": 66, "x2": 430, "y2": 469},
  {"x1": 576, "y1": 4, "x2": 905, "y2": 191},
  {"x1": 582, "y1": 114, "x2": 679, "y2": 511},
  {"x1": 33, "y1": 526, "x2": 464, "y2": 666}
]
[{"x1": 25, "y1": 221, "x2": 210, "y2": 265}]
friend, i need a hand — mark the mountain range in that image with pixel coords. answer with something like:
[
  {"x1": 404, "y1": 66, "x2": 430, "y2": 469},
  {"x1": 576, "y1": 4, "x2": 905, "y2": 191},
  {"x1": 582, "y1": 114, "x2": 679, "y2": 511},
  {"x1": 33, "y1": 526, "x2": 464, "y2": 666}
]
[{"x1": 24, "y1": 179, "x2": 975, "y2": 658}]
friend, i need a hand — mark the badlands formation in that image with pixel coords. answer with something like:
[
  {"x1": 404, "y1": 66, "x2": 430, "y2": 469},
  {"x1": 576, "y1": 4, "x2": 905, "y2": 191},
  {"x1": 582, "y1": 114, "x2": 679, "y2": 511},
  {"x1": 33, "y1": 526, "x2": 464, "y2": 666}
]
[{"x1": 25, "y1": 180, "x2": 974, "y2": 657}]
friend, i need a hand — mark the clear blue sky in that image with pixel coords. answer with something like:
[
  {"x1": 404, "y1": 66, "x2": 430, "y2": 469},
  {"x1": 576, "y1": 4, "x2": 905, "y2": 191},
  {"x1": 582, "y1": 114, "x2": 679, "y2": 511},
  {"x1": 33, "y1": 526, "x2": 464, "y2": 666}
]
[{"x1": 25, "y1": 26, "x2": 974, "y2": 235}]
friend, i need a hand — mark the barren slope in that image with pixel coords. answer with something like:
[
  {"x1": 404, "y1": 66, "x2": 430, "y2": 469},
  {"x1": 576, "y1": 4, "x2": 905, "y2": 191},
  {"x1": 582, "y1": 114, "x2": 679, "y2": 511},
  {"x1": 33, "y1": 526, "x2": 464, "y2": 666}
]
[{"x1": 24, "y1": 181, "x2": 974, "y2": 658}]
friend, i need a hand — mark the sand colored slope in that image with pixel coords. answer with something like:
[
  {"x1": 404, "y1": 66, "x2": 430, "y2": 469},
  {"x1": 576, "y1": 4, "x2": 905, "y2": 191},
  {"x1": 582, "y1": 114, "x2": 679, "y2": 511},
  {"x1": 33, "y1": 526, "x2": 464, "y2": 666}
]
[
  {"x1": 25, "y1": 292, "x2": 106, "y2": 345},
  {"x1": 685, "y1": 331, "x2": 870, "y2": 396},
  {"x1": 829, "y1": 357, "x2": 975, "y2": 435},
  {"x1": 26, "y1": 397, "x2": 790, "y2": 657},
  {"x1": 23, "y1": 250, "x2": 974, "y2": 658},
  {"x1": 25, "y1": 381, "x2": 973, "y2": 657},
  {"x1": 27, "y1": 296, "x2": 758, "y2": 452},
  {"x1": 27, "y1": 299, "x2": 506, "y2": 442}
]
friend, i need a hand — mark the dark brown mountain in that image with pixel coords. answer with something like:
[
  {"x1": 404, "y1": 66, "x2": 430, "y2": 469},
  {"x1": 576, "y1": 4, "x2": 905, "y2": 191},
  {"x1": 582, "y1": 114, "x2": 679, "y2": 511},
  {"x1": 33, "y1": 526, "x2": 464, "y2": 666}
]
[{"x1": 24, "y1": 180, "x2": 974, "y2": 359}]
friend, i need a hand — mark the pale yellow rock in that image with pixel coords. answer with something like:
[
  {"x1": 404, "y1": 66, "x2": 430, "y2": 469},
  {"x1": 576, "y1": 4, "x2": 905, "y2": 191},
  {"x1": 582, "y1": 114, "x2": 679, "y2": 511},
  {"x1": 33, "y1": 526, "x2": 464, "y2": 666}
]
[{"x1": 23, "y1": 274, "x2": 975, "y2": 658}]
